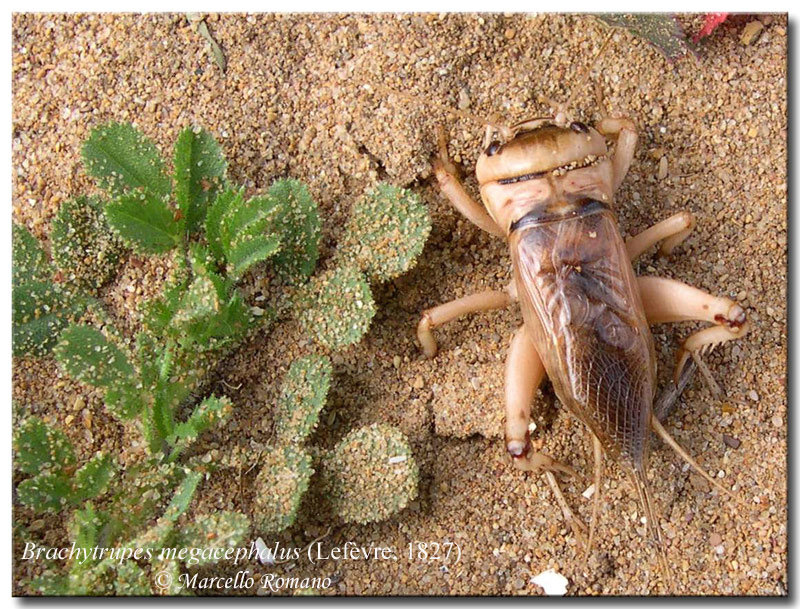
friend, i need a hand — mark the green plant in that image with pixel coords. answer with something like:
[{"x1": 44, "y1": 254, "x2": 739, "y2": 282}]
[
  {"x1": 14, "y1": 417, "x2": 115, "y2": 513},
  {"x1": 12, "y1": 223, "x2": 89, "y2": 357},
  {"x1": 50, "y1": 196, "x2": 124, "y2": 291},
  {"x1": 14, "y1": 119, "x2": 431, "y2": 595},
  {"x1": 251, "y1": 357, "x2": 419, "y2": 533},
  {"x1": 296, "y1": 184, "x2": 430, "y2": 350},
  {"x1": 323, "y1": 423, "x2": 419, "y2": 524}
]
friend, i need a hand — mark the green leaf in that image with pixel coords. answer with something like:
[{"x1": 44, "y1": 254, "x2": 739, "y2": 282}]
[
  {"x1": 338, "y1": 183, "x2": 431, "y2": 283},
  {"x1": 30, "y1": 572, "x2": 71, "y2": 595},
  {"x1": 105, "y1": 192, "x2": 180, "y2": 254},
  {"x1": 74, "y1": 452, "x2": 116, "y2": 500},
  {"x1": 295, "y1": 264, "x2": 376, "y2": 351},
  {"x1": 226, "y1": 233, "x2": 281, "y2": 281},
  {"x1": 269, "y1": 179, "x2": 321, "y2": 283},
  {"x1": 12, "y1": 280, "x2": 86, "y2": 357},
  {"x1": 179, "y1": 512, "x2": 250, "y2": 566},
  {"x1": 254, "y1": 444, "x2": 312, "y2": 534},
  {"x1": 17, "y1": 472, "x2": 73, "y2": 513},
  {"x1": 12, "y1": 223, "x2": 51, "y2": 287},
  {"x1": 204, "y1": 187, "x2": 238, "y2": 263},
  {"x1": 82, "y1": 122, "x2": 171, "y2": 199},
  {"x1": 68, "y1": 503, "x2": 103, "y2": 553},
  {"x1": 173, "y1": 126, "x2": 227, "y2": 234},
  {"x1": 114, "y1": 562, "x2": 152, "y2": 596},
  {"x1": 324, "y1": 423, "x2": 419, "y2": 524},
  {"x1": 50, "y1": 196, "x2": 124, "y2": 291},
  {"x1": 14, "y1": 417, "x2": 77, "y2": 476},
  {"x1": 172, "y1": 396, "x2": 233, "y2": 445},
  {"x1": 163, "y1": 470, "x2": 203, "y2": 522},
  {"x1": 594, "y1": 14, "x2": 696, "y2": 61},
  {"x1": 54, "y1": 325, "x2": 136, "y2": 392},
  {"x1": 274, "y1": 355, "x2": 332, "y2": 444}
]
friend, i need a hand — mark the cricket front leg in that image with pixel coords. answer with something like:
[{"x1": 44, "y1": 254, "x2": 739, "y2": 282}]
[
  {"x1": 432, "y1": 126, "x2": 504, "y2": 238},
  {"x1": 417, "y1": 281, "x2": 517, "y2": 358},
  {"x1": 505, "y1": 324, "x2": 587, "y2": 548},
  {"x1": 638, "y1": 276, "x2": 749, "y2": 394},
  {"x1": 595, "y1": 116, "x2": 637, "y2": 192}
]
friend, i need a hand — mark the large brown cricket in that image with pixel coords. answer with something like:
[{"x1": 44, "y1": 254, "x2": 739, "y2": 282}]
[{"x1": 416, "y1": 111, "x2": 749, "y2": 589}]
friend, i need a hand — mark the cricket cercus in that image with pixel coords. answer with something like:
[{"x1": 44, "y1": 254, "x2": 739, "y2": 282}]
[{"x1": 416, "y1": 109, "x2": 749, "y2": 589}]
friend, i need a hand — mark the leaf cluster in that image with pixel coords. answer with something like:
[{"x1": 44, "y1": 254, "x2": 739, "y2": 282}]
[{"x1": 14, "y1": 418, "x2": 115, "y2": 513}]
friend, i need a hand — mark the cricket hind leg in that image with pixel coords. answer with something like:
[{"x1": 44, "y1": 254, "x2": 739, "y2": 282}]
[
  {"x1": 637, "y1": 276, "x2": 748, "y2": 395},
  {"x1": 431, "y1": 126, "x2": 504, "y2": 237},
  {"x1": 417, "y1": 282, "x2": 516, "y2": 358},
  {"x1": 505, "y1": 324, "x2": 587, "y2": 548},
  {"x1": 626, "y1": 211, "x2": 696, "y2": 262}
]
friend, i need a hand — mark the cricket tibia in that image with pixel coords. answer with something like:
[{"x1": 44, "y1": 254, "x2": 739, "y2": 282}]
[{"x1": 630, "y1": 465, "x2": 674, "y2": 594}]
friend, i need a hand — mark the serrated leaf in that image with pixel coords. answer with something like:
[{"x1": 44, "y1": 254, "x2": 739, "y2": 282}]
[
  {"x1": 339, "y1": 183, "x2": 431, "y2": 283},
  {"x1": 14, "y1": 417, "x2": 77, "y2": 476},
  {"x1": 54, "y1": 325, "x2": 136, "y2": 392},
  {"x1": 274, "y1": 355, "x2": 332, "y2": 444},
  {"x1": 163, "y1": 470, "x2": 203, "y2": 522},
  {"x1": 172, "y1": 396, "x2": 233, "y2": 445},
  {"x1": 269, "y1": 179, "x2": 321, "y2": 283},
  {"x1": 204, "y1": 187, "x2": 238, "y2": 263},
  {"x1": 174, "y1": 126, "x2": 227, "y2": 234},
  {"x1": 82, "y1": 122, "x2": 171, "y2": 199},
  {"x1": 74, "y1": 452, "x2": 115, "y2": 500},
  {"x1": 226, "y1": 233, "x2": 281, "y2": 281},
  {"x1": 12, "y1": 223, "x2": 51, "y2": 287},
  {"x1": 179, "y1": 512, "x2": 250, "y2": 566},
  {"x1": 17, "y1": 472, "x2": 73, "y2": 512},
  {"x1": 254, "y1": 444, "x2": 312, "y2": 534},
  {"x1": 12, "y1": 280, "x2": 87, "y2": 357},
  {"x1": 296, "y1": 265, "x2": 376, "y2": 351},
  {"x1": 105, "y1": 192, "x2": 180, "y2": 254},
  {"x1": 68, "y1": 503, "x2": 103, "y2": 552}
]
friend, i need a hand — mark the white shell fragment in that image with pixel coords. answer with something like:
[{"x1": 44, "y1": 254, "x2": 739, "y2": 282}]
[
  {"x1": 388, "y1": 455, "x2": 408, "y2": 464},
  {"x1": 528, "y1": 421, "x2": 537, "y2": 433},
  {"x1": 582, "y1": 483, "x2": 596, "y2": 500},
  {"x1": 255, "y1": 537, "x2": 275, "y2": 566},
  {"x1": 531, "y1": 569, "x2": 569, "y2": 596}
]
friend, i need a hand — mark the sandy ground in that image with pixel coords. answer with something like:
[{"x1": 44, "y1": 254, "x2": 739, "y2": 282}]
[{"x1": 12, "y1": 13, "x2": 786, "y2": 595}]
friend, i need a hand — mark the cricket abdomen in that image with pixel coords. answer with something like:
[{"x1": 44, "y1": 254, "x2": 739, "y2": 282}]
[{"x1": 509, "y1": 199, "x2": 657, "y2": 464}]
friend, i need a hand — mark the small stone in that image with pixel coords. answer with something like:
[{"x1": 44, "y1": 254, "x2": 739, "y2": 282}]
[
  {"x1": 412, "y1": 375, "x2": 424, "y2": 389},
  {"x1": 658, "y1": 156, "x2": 668, "y2": 180},
  {"x1": 64, "y1": 414, "x2": 75, "y2": 425},
  {"x1": 29, "y1": 519, "x2": 45, "y2": 532},
  {"x1": 722, "y1": 434, "x2": 741, "y2": 449},
  {"x1": 740, "y1": 20, "x2": 764, "y2": 46},
  {"x1": 457, "y1": 88, "x2": 470, "y2": 110},
  {"x1": 73, "y1": 396, "x2": 85, "y2": 412},
  {"x1": 772, "y1": 415, "x2": 783, "y2": 428},
  {"x1": 709, "y1": 532, "x2": 722, "y2": 546},
  {"x1": 504, "y1": 28, "x2": 516, "y2": 39},
  {"x1": 748, "y1": 390, "x2": 759, "y2": 402},
  {"x1": 393, "y1": 355, "x2": 401, "y2": 369}
]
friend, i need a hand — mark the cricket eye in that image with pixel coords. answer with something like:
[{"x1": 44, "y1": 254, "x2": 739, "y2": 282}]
[
  {"x1": 485, "y1": 141, "x2": 501, "y2": 156},
  {"x1": 570, "y1": 121, "x2": 590, "y2": 134}
]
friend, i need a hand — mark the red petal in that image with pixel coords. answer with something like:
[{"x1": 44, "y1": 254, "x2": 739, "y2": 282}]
[{"x1": 694, "y1": 12, "x2": 730, "y2": 42}]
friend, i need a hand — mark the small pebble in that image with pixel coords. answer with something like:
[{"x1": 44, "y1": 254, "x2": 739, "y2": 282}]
[
  {"x1": 722, "y1": 434, "x2": 741, "y2": 449},
  {"x1": 772, "y1": 415, "x2": 783, "y2": 428},
  {"x1": 740, "y1": 20, "x2": 764, "y2": 46},
  {"x1": 748, "y1": 390, "x2": 760, "y2": 402},
  {"x1": 412, "y1": 375, "x2": 424, "y2": 389},
  {"x1": 709, "y1": 532, "x2": 722, "y2": 546},
  {"x1": 392, "y1": 355, "x2": 401, "y2": 369}
]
